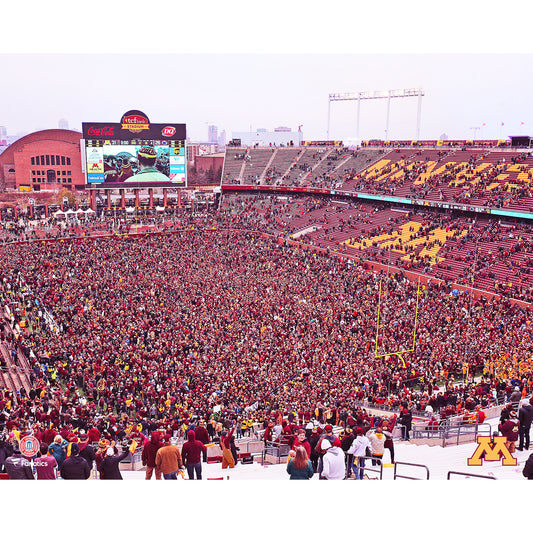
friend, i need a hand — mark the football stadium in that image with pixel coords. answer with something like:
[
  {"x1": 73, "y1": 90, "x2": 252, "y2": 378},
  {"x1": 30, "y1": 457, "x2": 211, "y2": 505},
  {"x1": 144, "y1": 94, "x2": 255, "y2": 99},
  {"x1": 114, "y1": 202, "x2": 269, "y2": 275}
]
[{"x1": 1, "y1": 127, "x2": 533, "y2": 486}]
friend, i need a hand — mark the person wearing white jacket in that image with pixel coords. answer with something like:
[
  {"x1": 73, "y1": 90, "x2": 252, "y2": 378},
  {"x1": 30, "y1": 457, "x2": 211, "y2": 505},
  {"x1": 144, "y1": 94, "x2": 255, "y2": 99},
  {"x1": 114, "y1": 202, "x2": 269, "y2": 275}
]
[
  {"x1": 348, "y1": 428, "x2": 372, "y2": 479},
  {"x1": 320, "y1": 439, "x2": 346, "y2": 480}
]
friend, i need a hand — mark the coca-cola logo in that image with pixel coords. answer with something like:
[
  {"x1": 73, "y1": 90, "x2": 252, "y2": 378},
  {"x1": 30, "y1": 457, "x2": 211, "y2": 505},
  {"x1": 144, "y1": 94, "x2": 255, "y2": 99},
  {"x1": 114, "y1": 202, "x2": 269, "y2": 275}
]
[
  {"x1": 162, "y1": 126, "x2": 176, "y2": 137},
  {"x1": 87, "y1": 126, "x2": 115, "y2": 136}
]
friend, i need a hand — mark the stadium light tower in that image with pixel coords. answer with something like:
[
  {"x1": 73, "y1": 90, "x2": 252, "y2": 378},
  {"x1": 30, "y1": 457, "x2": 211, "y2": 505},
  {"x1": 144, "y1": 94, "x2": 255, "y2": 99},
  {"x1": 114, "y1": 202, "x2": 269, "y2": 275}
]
[
  {"x1": 327, "y1": 88, "x2": 424, "y2": 141},
  {"x1": 469, "y1": 126, "x2": 480, "y2": 140}
]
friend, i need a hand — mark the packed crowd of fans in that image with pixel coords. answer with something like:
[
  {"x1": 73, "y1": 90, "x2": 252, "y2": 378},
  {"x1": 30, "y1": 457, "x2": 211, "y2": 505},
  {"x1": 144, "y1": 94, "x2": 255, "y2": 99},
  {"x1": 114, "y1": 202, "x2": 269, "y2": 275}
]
[{"x1": 1, "y1": 219, "x2": 532, "y2": 470}]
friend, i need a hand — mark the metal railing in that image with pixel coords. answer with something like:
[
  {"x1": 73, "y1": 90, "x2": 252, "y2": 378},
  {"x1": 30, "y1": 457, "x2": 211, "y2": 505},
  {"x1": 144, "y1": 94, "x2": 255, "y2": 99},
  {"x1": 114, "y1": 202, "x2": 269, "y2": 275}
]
[
  {"x1": 441, "y1": 422, "x2": 492, "y2": 447},
  {"x1": 447, "y1": 471, "x2": 496, "y2": 480},
  {"x1": 351, "y1": 399, "x2": 429, "y2": 420},
  {"x1": 411, "y1": 420, "x2": 492, "y2": 447},
  {"x1": 394, "y1": 461, "x2": 430, "y2": 480},
  {"x1": 356, "y1": 455, "x2": 383, "y2": 480},
  {"x1": 261, "y1": 441, "x2": 290, "y2": 465}
]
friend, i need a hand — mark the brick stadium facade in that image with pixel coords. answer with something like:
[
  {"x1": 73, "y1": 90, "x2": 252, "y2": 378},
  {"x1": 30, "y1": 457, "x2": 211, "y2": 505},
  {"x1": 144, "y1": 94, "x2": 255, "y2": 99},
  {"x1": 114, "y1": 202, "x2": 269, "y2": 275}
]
[{"x1": 0, "y1": 129, "x2": 84, "y2": 191}]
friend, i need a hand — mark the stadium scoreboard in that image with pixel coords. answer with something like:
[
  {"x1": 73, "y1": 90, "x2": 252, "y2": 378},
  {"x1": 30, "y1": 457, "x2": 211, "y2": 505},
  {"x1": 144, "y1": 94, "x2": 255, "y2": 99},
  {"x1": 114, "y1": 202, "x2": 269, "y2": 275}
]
[{"x1": 82, "y1": 110, "x2": 187, "y2": 188}]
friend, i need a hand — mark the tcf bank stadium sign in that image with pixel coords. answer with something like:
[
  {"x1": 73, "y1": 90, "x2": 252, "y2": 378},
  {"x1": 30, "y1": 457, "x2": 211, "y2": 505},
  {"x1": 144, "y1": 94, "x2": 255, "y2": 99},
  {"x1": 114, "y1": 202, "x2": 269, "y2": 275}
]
[
  {"x1": 82, "y1": 110, "x2": 186, "y2": 142},
  {"x1": 121, "y1": 111, "x2": 150, "y2": 133}
]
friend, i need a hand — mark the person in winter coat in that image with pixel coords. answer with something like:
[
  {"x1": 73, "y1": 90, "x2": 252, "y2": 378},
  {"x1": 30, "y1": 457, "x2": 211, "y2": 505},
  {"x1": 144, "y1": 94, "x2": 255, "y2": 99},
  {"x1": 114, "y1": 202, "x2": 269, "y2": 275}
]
[
  {"x1": 78, "y1": 432, "x2": 96, "y2": 471},
  {"x1": 381, "y1": 420, "x2": 395, "y2": 464},
  {"x1": 48, "y1": 435, "x2": 69, "y2": 468},
  {"x1": 155, "y1": 437, "x2": 183, "y2": 479},
  {"x1": 523, "y1": 452, "x2": 533, "y2": 479},
  {"x1": 309, "y1": 427, "x2": 322, "y2": 472},
  {"x1": 194, "y1": 421, "x2": 210, "y2": 446},
  {"x1": 320, "y1": 439, "x2": 345, "y2": 480},
  {"x1": 518, "y1": 398, "x2": 533, "y2": 451},
  {"x1": 0, "y1": 434, "x2": 14, "y2": 473},
  {"x1": 98, "y1": 446, "x2": 130, "y2": 480},
  {"x1": 500, "y1": 403, "x2": 513, "y2": 425},
  {"x1": 398, "y1": 408, "x2": 412, "y2": 441},
  {"x1": 4, "y1": 441, "x2": 34, "y2": 479},
  {"x1": 142, "y1": 430, "x2": 163, "y2": 480},
  {"x1": 286, "y1": 445, "x2": 314, "y2": 480},
  {"x1": 348, "y1": 427, "x2": 372, "y2": 479},
  {"x1": 509, "y1": 387, "x2": 522, "y2": 409},
  {"x1": 367, "y1": 427, "x2": 386, "y2": 466},
  {"x1": 59, "y1": 443, "x2": 91, "y2": 480},
  {"x1": 498, "y1": 411, "x2": 520, "y2": 453},
  {"x1": 315, "y1": 424, "x2": 341, "y2": 477},
  {"x1": 181, "y1": 429, "x2": 207, "y2": 480},
  {"x1": 341, "y1": 428, "x2": 355, "y2": 477}
]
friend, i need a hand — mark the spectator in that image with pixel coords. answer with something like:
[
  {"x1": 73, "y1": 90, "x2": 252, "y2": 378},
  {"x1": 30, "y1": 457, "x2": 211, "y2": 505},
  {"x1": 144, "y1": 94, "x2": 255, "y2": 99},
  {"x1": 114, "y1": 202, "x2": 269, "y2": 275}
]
[
  {"x1": 141, "y1": 430, "x2": 163, "y2": 480},
  {"x1": 518, "y1": 399, "x2": 533, "y2": 451},
  {"x1": 0, "y1": 433, "x2": 14, "y2": 474},
  {"x1": 181, "y1": 429, "x2": 207, "y2": 480},
  {"x1": 398, "y1": 408, "x2": 413, "y2": 441},
  {"x1": 98, "y1": 445, "x2": 131, "y2": 480},
  {"x1": 320, "y1": 439, "x2": 345, "y2": 480},
  {"x1": 48, "y1": 435, "x2": 68, "y2": 468},
  {"x1": 367, "y1": 427, "x2": 386, "y2": 467},
  {"x1": 499, "y1": 411, "x2": 520, "y2": 454},
  {"x1": 523, "y1": 452, "x2": 533, "y2": 479},
  {"x1": 78, "y1": 431, "x2": 96, "y2": 472},
  {"x1": 381, "y1": 420, "x2": 395, "y2": 464},
  {"x1": 286, "y1": 445, "x2": 314, "y2": 480},
  {"x1": 348, "y1": 427, "x2": 372, "y2": 480},
  {"x1": 59, "y1": 443, "x2": 91, "y2": 480},
  {"x1": 220, "y1": 428, "x2": 236, "y2": 470},
  {"x1": 155, "y1": 436, "x2": 183, "y2": 480},
  {"x1": 4, "y1": 441, "x2": 34, "y2": 480},
  {"x1": 34, "y1": 442, "x2": 57, "y2": 480}
]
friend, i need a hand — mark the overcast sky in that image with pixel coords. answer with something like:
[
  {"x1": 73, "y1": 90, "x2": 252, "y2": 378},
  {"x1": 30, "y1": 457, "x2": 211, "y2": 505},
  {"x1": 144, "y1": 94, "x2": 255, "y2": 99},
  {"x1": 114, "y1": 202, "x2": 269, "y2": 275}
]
[{"x1": 2, "y1": 1, "x2": 533, "y2": 143}]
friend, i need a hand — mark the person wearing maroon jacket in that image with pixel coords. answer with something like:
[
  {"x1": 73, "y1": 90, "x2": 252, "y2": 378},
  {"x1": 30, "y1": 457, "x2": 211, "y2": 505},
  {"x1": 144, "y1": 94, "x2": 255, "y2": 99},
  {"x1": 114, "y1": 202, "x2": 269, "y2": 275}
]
[
  {"x1": 290, "y1": 429, "x2": 312, "y2": 459},
  {"x1": 141, "y1": 430, "x2": 163, "y2": 480},
  {"x1": 181, "y1": 429, "x2": 207, "y2": 480},
  {"x1": 42, "y1": 426, "x2": 57, "y2": 446},
  {"x1": 193, "y1": 421, "x2": 210, "y2": 462},
  {"x1": 87, "y1": 426, "x2": 101, "y2": 444},
  {"x1": 499, "y1": 411, "x2": 520, "y2": 453},
  {"x1": 220, "y1": 426, "x2": 235, "y2": 469},
  {"x1": 194, "y1": 420, "x2": 210, "y2": 444},
  {"x1": 263, "y1": 421, "x2": 274, "y2": 443}
]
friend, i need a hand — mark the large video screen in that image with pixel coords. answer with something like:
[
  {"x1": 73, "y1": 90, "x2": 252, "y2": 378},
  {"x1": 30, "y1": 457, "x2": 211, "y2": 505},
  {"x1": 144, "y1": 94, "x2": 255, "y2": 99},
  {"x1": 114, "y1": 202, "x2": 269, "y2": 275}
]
[{"x1": 83, "y1": 110, "x2": 187, "y2": 189}]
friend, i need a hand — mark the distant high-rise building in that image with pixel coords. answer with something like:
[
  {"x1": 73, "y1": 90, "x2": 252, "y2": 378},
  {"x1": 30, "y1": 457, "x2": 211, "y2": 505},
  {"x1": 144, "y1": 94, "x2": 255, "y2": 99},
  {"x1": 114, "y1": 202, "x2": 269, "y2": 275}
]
[
  {"x1": 0, "y1": 126, "x2": 7, "y2": 139},
  {"x1": 58, "y1": 118, "x2": 69, "y2": 129},
  {"x1": 217, "y1": 129, "x2": 226, "y2": 147},
  {"x1": 207, "y1": 124, "x2": 218, "y2": 144}
]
